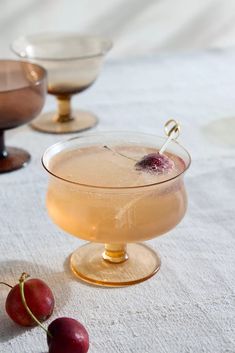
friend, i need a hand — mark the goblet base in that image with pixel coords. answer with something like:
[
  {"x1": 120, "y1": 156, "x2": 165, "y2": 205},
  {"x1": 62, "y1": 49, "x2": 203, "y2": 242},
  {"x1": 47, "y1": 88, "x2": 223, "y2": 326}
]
[
  {"x1": 0, "y1": 147, "x2": 30, "y2": 173},
  {"x1": 30, "y1": 110, "x2": 98, "y2": 134},
  {"x1": 70, "y1": 242, "x2": 161, "y2": 287}
]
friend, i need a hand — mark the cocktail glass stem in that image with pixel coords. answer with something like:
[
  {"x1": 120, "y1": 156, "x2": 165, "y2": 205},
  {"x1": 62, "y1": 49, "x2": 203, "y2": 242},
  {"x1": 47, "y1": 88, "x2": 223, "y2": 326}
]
[
  {"x1": 0, "y1": 130, "x2": 7, "y2": 158},
  {"x1": 54, "y1": 95, "x2": 73, "y2": 123},
  {"x1": 102, "y1": 243, "x2": 128, "y2": 263}
]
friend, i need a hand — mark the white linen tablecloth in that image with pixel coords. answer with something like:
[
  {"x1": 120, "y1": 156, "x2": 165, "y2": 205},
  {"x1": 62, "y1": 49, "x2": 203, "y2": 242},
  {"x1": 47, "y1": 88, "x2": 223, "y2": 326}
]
[{"x1": 0, "y1": 50, "x2": 235, "y2": 353}]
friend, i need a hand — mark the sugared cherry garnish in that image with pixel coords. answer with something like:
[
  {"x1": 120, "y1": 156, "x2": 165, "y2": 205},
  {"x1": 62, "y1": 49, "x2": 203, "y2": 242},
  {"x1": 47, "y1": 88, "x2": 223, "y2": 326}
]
[
  {"x1": 2, "y1": 273, "x2": 54, "y2": 327},
  {"x1": 47, "y1": 317, "x2": 89, "y2": 353},
  {"x1": 135, "y1": 152, "x2": 174, "y2": 174}
]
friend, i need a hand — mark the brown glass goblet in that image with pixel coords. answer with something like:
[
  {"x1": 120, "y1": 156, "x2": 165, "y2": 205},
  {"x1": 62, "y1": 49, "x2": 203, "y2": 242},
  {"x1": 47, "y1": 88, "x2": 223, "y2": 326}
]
[
  {"x1": 11, "y1": 33, "x2": 112, "y2": 134},
  {"x1": 0, "y1": 60, "x2": 47, "y2": 173}
]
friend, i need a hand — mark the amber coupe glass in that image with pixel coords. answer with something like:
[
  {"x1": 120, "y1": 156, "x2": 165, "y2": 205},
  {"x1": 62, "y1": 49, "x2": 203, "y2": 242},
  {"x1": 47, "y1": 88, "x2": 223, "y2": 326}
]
[
  {"x1": 42, "y1": 132, "x2": 191, "y2": 287},
  {"x1": 12, "y1": 33, "x2": 112, "y2": 134},
  {"x1": 0, "y1": 60, "x2": 46, "y2": 173}
]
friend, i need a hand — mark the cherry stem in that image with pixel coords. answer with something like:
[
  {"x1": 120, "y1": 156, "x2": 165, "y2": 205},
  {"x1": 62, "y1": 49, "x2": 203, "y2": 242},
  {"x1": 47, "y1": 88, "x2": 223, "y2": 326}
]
[
  {"x1": 103, "y1": 145, "x2": 138, "y2": 162},
  {"x1": 0, "y1": 282, "x2": 13, "y2": 289},
  {"x1": 19, "y1": 272, "x2": 52, "y2": 338}
]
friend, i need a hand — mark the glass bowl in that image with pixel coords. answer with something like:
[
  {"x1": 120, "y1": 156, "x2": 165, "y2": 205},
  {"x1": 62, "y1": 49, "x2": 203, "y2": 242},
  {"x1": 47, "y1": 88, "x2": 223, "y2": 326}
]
[
  {"x1": 0, "y1": 60, "x2": 46, "y2": 173},
  {"x1": 42, "y1": 132, "x2": 191, "y2": 286},
  {"x1": 12, "y1": 33, "x2": 112, "y2": 134}
]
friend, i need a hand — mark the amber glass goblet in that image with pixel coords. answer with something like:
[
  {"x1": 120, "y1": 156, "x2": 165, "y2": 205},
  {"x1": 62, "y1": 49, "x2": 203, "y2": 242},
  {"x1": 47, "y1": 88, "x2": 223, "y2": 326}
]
[
  {"x1": 42, "y1": 132, "x2": 191, "y2": 287},
  {"x1": 0, "y1": 60, "x2": 46, "y2": 173},
  {"x1": 12, "y1": 33, "x2": 112, "y2": 134}
]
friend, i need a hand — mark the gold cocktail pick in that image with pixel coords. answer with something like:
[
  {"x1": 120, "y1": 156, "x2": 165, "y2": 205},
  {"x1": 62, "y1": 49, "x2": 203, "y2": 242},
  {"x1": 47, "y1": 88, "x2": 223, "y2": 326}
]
[{"x1": 159, "y1": 119, "x2": 180, "y2": 154}]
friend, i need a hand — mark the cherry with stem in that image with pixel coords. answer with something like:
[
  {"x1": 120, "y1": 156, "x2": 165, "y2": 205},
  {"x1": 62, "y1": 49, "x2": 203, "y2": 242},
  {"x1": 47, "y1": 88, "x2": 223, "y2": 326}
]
[
  {"x1": 18, "y1": 272, "x2": 52, "y2": 337},
  {"x1": 3, "y1": 272, "x2": 89, "y2": 353}
]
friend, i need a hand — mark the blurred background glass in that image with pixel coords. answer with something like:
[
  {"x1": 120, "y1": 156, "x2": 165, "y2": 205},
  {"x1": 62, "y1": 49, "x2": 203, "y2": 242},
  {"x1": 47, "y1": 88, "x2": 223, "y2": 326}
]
[{"x1": 1, "y1": 0, "x2": 235, "y2": 59}]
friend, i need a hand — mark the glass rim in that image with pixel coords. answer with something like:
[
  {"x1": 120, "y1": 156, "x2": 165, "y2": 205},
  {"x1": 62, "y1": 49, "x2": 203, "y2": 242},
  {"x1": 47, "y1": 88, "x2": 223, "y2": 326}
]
[
  {"x1": 11, "y1": 33, "x2": 113, "y2": 62},
  {"x1": 42, "y1": 131, "x2": 191, "y2": 190},
  {"x1": 0, "y1": 59, "x2": 47, "y2": 94}
]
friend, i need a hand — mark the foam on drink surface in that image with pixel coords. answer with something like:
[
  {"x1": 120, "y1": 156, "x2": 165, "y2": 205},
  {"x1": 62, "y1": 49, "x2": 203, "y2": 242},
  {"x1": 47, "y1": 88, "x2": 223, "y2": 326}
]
[{"x1": 50, "y1": 144, "x2": 185, "y2": 187}]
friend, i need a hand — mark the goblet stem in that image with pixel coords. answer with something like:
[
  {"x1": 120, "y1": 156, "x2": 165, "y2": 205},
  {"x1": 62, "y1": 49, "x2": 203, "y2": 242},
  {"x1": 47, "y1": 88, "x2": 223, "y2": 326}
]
[
  {"x1": 102, "y1": 243, "x2": 128, "y2": 263},
  {"x1": 0, "y1": 130, "x2": 7, "y2": 158},
  {"x1": 54, "y1": 95, "x2": 73, "y2": 123}
]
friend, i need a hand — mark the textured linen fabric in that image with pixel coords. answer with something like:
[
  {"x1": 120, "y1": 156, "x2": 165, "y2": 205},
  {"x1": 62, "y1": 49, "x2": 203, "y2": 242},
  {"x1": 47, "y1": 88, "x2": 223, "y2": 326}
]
[{"x1": 0, "y1": 50, "x2": 235, "y2": 353}]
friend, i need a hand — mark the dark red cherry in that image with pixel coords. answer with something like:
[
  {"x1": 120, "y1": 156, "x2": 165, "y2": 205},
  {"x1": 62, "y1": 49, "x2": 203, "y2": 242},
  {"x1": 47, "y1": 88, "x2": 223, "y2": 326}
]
[
  {"x1": 135, "y1": 152, "x2": 174, "y2": 174},
  {"x1": 5, "y1": 278, "x2": 54, "y2": 327},
  {"x1": 47, "y1": 317, "x2": 89, "y2": 353}
]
